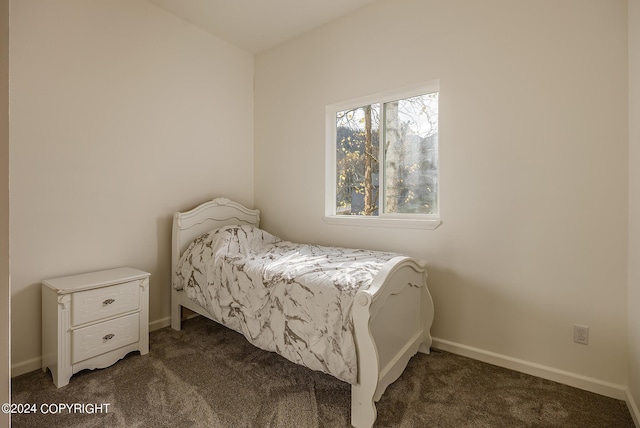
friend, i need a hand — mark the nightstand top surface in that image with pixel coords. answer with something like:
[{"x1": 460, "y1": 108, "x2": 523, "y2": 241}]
[{"x1": 42, "y1": 267, "x2": 150, "y2": 294}]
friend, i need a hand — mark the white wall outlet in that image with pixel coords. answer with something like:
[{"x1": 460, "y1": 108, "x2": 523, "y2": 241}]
[{"x1": 573, "y1": 324, "x2": 589, "y2": 345}]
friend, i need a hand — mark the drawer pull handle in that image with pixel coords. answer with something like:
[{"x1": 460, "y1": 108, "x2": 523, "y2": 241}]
[
  {"x1": 103, "y1": 299, "x2": 115, "y2": 305},
  {"x1": 103, "y1": 334, "x2": 115, "y2": 341}
]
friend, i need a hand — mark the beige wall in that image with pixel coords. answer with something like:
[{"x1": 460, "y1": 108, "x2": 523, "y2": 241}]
[
  {"x1": 7, "y1": 0, "x2": 637, "y2": 419},
  {"x1": 1, "y1": 0, "x2": 9, "y2": 425},
  {"x1": 255, "y1": 0, "x2": 629, "y2": 392},
  {"x1": 629, "y1": 0, "x2": 640, "y2": 422},
  {"x1": 10, "y1": 0, "x2": 254, "y2": 372}
]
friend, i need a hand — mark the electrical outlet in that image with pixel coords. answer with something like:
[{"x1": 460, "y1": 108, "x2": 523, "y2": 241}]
[{"x1": 573, "y1": 324, "x2": 589, "y2": 345}]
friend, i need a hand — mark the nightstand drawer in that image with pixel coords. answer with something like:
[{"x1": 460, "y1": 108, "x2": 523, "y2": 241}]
[
  {"x1": 72, "y1": 280, "x2": 140, "y2": 325},
  {"x1": 71, "y1": 312, "x2": 140, "y2": 363}
]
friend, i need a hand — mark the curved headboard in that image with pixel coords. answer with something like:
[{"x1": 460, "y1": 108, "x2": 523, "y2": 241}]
[{"x1": 171, "y1": 197, "x2": 260, "y2": 285}]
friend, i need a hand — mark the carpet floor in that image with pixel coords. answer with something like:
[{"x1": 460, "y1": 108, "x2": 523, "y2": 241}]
[{"x1": 11, "y1": 316, "x2": 635, "y2": 427}]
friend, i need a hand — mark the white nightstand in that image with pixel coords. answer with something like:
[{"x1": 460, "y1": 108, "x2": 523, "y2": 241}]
[{"x1": 41, "y1": 267, "x2": 150, "y2": 387}]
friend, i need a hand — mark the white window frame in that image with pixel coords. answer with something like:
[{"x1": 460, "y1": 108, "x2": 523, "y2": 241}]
[{"x1": 324, "y1": 81, "x2": 442, "y2": 230}]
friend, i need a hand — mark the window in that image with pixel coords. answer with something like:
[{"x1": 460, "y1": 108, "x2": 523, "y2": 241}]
[{"x1": 324, "y1": 81, "x2": 441, "y2": 229}]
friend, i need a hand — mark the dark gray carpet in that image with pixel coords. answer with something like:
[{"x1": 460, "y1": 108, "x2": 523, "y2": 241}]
[{"x1": 12, "y1": 316, "x2": 635, "y2": 427}]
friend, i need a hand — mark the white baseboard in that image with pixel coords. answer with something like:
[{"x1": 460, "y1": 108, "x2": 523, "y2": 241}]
[
  {"x1": 149, "y1": 316, "x2": 171, "y2": 332},
  {"x1": 626, "y1": 388, "x2": 640, "y2": 428},
  {"x1": 11, "y1": 356, "x2": 41, "y2": 378},
  {"x1": 432, "y1": 337, "x2": 628, "y2": 401}
]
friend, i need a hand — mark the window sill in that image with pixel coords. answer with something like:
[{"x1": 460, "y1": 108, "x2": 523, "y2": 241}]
[{"x1": 322, "y1": 215, "x2": 442, "y2": 230}]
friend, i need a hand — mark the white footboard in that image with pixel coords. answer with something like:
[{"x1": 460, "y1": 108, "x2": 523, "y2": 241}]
[{"x1": 351, "y1": 257, "x2": 433, "y2": 428}]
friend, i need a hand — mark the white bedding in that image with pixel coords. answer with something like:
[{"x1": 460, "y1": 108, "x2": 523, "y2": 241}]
[{"x1": 173, "y1": 224, "x2": 398, "y2": 384}]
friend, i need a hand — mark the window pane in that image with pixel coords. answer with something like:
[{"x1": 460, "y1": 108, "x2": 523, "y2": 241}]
[
  {"x1": 335, "y1": 104, "x2": 380, "y2": 215},
  {"x1": 383, "y1": 92, "x2": 438, "y2": 215}
]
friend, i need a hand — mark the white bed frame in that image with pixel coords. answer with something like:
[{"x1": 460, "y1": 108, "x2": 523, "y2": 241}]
[{"x1": 171, "y1": 197, "x2": 434, "y2": 428}]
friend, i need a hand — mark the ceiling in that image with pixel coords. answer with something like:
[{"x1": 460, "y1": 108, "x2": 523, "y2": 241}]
[{"x1": 146, "y1": 0, "x2": 379, "y2": 53}]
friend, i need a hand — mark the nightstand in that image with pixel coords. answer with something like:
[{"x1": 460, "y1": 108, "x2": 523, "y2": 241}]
[{"x1": 41, "y1": 267, "x2": 150, "y2": 387}]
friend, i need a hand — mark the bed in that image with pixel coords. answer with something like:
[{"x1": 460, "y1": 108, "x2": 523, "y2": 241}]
[{"x1": 171, "y1": 197, "x2": 434, "y2": 428}]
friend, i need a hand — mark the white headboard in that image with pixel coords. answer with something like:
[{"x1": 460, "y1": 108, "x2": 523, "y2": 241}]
[{"x1": 171, "y1": 197, "x2": 260, "y2": 285}]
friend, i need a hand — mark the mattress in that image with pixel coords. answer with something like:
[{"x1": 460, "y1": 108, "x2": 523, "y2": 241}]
[{"x1": 173, "y1": 224, "x2": 398, "y2": 384}]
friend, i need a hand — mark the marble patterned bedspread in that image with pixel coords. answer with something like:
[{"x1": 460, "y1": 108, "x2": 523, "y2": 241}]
[{"x1": 174, "y1": 224, "x2": 398, "y2": 384}]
